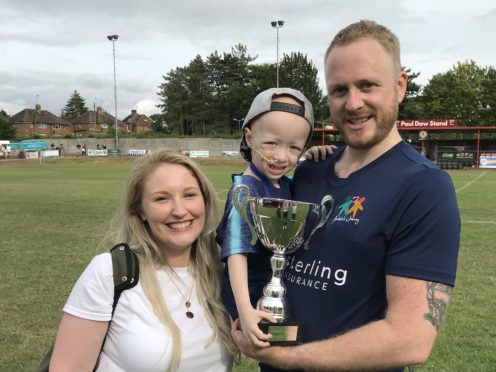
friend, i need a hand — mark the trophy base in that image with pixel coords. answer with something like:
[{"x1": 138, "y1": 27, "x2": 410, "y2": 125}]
[{"x1": 259, "y1": 320, "x2": 304, "y2": 346}]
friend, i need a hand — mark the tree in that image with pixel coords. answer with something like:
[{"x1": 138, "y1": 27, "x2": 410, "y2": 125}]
[
  {"x1": 0, "y1": 110, "x2": 15, "y2": 139},
  {"x1": 398, "y1": 67, "x2": 423, "y2": 119},
  {"x1": 480, "y1": 66, "x2": 496, "y2": 124},
  {"x1": 421, "y1": 61, "x2": 485, "y2": 126},
  {"x1": 149, "y1": 113, "x2": 170, "y2": 133},
  {"x1": 157, "y1": 66, "x2": 189, "y2": 134},
  {"x1": 61, "y1": 90, "x2": 88, "y2": 120},
  {"x1": 206, "y1": 44, "x2": 257, "y2": 134},
  {"x1": 278, "y1": 52, "x2": 323, "y2": 113}
]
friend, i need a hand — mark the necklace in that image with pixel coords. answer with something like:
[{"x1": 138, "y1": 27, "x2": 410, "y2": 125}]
[{"x1": 165, "y1": 268, "x2": 195, "y2": 319}]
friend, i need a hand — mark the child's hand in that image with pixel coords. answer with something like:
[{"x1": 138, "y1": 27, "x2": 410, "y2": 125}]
[
  {"x1": 304, "y1": 145, "x2": 337, "y2": 162},
  {"x1": 238, "y1": 307, "x2": 276, "y2": 348}
]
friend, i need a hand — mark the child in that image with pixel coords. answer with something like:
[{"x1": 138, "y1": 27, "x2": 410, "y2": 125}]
[{"x1": 216, "y1": 88, "x2": 326, "y2": 348}]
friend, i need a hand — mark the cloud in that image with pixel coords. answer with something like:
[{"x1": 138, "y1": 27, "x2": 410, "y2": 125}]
[{"x1": 1, "y1": 0, "x2": 495, "y2": 118}]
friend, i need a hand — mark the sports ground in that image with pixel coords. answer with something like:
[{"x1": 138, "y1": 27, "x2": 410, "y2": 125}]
[{"x1": 0, "y1": 157, "x2": 494, "y2": 371}]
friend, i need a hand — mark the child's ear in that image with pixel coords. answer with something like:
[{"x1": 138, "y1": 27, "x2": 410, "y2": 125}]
[{"x1": 244, "y1": 127, "x2": 253, "y2": 148}]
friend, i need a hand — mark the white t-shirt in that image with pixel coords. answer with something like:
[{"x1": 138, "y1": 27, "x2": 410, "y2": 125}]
[{"x1": 64, "y1": 253, "x2": 231, "y2": 372}]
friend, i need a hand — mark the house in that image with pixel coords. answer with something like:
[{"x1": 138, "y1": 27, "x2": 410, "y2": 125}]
[
  {"x1": 11, "y1": 104, "x2": 72, "y2": 137},
  {"x1": 71, "y1": 106, "x2": 126, "y2": 137},
  {"x1": 122, "y1": 109, "x2": 153, "y2": 135}
]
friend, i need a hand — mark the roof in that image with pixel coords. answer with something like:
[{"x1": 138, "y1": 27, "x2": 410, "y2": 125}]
[
  {"x1": 122, "y1": 110, "x2": 153, "y2": 126},
  {"x1": 71, "y1": 108, "x2": 126, "y2": 126},
  {"x1": 10, "y1": 105, "x2": 70, "y2": 126}
]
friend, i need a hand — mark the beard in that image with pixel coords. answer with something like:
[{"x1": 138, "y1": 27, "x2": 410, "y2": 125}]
[{"x1": 334, "y1": 95, "x2": 399, "y2": 150}]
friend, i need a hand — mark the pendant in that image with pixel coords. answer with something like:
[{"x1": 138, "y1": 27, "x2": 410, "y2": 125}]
[{"x1": 185, "y1": 300, "x2": 193, "y2": 318}]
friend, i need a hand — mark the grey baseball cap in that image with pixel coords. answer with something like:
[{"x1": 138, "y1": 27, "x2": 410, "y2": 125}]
[{"x1": 239, "y1": 88, "x2": 314, "y2": 162}]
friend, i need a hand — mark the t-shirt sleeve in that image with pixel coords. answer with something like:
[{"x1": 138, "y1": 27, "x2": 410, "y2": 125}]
[
  {"x1": 218, "y1": 178, "x2": 262, "y2": 261},
  {"x1": 385, "y1": 168, "x2": 460, "y2": 286},
  {"x1": 63, "y1": 253, "x2": 114, "y2": 321}
]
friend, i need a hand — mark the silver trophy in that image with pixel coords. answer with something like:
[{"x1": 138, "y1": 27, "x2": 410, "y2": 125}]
[{"x1": 232, "y1": 184, "x2": 334, "y2": 345}]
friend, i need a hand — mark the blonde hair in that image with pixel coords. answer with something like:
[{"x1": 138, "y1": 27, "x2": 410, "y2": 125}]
[
  {"x1": 325, "y1": 19, "x2": 402, "y2": 73},
  {"x1": 112, "y1": 149, "x2": 237, "y2": 370}
]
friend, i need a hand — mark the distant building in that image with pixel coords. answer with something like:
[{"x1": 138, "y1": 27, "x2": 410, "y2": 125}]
[
  {"x1": 122, "y1": 109, "x2": 153, "y2": 135},
  {"x1": 11, "y1": 104, "x2": 72, "y2": 137},
  {"x1": 71, "y1": 106, "x2": 126, "y2": 137}
]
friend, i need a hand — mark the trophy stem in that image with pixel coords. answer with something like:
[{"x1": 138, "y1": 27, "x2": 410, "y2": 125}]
[{"x1": 257, "y1": 252, "x2": 289, "y2": 322}]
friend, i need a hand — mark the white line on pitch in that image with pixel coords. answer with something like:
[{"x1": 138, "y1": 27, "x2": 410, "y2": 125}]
[
  {"x1": 456, "y1": 171, "x2": 487, "y2": 193},
  {"x1": 463, "y1": 220, "x2": 496, "y2": 224}
]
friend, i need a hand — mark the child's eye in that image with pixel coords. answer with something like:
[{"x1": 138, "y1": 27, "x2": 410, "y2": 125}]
[{"x1": 184, "y1": 193, "x2": 197, "y2": 198}]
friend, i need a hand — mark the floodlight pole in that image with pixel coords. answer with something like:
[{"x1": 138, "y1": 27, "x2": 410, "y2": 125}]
[
  {"x1": 271, "y1": 20, "x2": 284, "y2": 88},
  {"x1": 107, "y1": 34, "x2": 119, "y2": 148}
]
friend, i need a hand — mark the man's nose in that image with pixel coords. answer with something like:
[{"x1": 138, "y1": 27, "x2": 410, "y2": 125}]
[{"x1": 345, "y1": 88, "x2": 364, "y2": 112}]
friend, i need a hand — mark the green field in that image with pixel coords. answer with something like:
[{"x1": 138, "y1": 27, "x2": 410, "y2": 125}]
[{"x1": 0, "y1": 157, "x2": 495, "y2": 371}]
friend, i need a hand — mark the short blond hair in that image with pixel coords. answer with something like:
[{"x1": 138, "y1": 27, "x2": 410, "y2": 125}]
[{"x1": 325, "y1": 20, "x2": 402, "y2": 73}]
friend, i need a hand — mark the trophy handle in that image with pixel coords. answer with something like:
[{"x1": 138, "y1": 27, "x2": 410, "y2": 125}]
[
  {"x1": 304, "y1": 195, "x2": 335, "y2": 250},
  {"x1": 231, "y1": 184, "x2": 257, "y2": 246}
]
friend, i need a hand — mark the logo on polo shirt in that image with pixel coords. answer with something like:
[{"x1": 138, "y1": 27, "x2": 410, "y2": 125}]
[{"x1": 331, "y1": 195, "x2": 366, "y2": 225}]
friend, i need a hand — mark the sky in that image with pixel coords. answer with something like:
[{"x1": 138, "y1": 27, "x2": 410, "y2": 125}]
[{"x1": 1, "y1": 0, "x2": 495, "y2": 119}]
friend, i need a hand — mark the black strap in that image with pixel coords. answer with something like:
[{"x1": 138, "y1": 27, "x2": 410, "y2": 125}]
[
  {"x1": 110, "y1": 243, "x2": 140, "y2": 314},
  {"x1": 93, "y1": 243, "x2": 139, "y2": 371},
  {"x1": 270, "y1": 101, "x2": 305, "y2": 116}
]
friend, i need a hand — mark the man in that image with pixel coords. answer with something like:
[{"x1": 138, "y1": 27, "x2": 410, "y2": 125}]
[{"x1": 231, "y1": 20, "x2": 460, "y2": 371}]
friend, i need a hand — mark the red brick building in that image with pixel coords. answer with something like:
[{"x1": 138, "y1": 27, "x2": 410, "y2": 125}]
[
  {"x1": 122, "y1": 109, "x2": 153, "y2": 135},
  {"x1": 71, "y1": 106, "x2": 126, "y2": 137},
  {"x1": 11, "y1": 104, "x2": 72, "y2": 137}
]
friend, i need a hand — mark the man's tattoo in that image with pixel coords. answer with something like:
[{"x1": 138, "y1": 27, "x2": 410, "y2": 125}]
[{"x1": 424, "y1": 282, "x2": 451, "y2": 331}]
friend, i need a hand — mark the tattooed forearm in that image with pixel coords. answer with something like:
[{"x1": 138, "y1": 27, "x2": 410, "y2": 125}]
[{"x1": 424, "y1": 282, "x2": 452, "y2": 331}]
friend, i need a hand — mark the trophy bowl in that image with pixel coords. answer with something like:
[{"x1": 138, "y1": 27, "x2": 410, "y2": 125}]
[{"x1": 232, "y1": 184, "x2": 334, "y2": 345}]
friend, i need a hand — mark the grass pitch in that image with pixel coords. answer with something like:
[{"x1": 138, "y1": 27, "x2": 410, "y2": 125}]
[{"x1": 0, "y1": 157, "x2": 494, "y2": 371}]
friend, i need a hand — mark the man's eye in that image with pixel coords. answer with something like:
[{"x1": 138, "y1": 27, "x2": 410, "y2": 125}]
[
  {"x1": 360, "y1": 82, "x2": 375, "y2": 91},
  {"x1": 330, "y1": 87, "x2": 346, "y2": 96}
]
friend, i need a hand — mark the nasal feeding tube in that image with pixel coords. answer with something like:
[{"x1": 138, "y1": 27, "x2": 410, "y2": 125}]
[{"x1": 251, "y1": 147, "x2": 279, "y2": 164}]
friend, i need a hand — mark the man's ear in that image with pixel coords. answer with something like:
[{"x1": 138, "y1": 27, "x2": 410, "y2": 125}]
[
  {"x1": 244, "y1": 127, "x2": 253, "y2": 148},
  {"x1": 397, "y1": 70, "x2": 408, "y2": 104}
]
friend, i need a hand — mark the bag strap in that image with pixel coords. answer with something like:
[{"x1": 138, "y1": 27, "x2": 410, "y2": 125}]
[
  {"x1": 110, "y1": 243, "x2": 140, "y2": 314},
  {"x1": 93, "y1": 243, "x2": 139, "y2": 371}
]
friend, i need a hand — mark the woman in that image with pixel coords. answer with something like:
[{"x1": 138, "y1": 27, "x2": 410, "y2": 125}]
[{"x1": 50, "y1": 150, "x2": 237, "y2": 371}]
